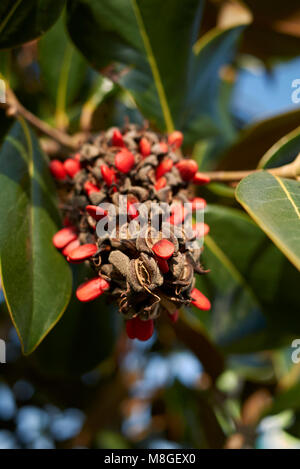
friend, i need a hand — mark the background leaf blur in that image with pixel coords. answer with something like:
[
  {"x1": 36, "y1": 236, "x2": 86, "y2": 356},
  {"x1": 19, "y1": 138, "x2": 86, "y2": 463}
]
[{"x1": 0, "y1": 0, "x2": 299, "y2": 450}]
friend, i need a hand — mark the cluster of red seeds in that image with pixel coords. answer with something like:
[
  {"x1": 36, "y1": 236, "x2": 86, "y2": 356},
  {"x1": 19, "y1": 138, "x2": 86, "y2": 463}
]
[{"x1": 50, "y1": 126, "x2": 211, "y2": 341}]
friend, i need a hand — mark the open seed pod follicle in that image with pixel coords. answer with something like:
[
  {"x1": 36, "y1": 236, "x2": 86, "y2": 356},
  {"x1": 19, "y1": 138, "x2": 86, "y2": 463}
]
[{"x1": 51, "y1": 125, "x2": 211, "y2": 341}]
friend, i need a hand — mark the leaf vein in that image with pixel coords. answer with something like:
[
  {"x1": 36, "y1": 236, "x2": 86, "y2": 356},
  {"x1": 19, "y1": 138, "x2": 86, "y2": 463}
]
[{"x1": 130, "y1": 0, "x2": 174, "y2": 132}]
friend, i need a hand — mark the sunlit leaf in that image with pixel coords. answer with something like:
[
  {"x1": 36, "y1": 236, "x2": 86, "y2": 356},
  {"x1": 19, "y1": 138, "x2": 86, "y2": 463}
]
[{"x1": 236, "y1": 172, "x2": 300, "y2": 271}]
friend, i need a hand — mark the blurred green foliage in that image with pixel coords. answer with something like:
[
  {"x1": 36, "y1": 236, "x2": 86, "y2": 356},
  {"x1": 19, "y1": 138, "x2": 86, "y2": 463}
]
[{"x1": 0, "y1": 0, "x2": 300, "y2": 449}]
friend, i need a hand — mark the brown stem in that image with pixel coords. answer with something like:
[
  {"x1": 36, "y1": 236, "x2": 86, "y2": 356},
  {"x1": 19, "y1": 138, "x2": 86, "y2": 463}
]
[
  {"x1": 3, "y1": 87, "x2": 81, "y2": 150},
  {"x1": 204, "y1": 156, "x2": 300, "y2": 182}
]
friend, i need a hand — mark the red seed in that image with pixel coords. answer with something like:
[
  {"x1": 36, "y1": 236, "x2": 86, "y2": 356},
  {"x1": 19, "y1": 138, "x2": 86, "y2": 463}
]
[
  {"x1": 74, "y1": 153, "x2": 81, "y2": 161},
  {"x1": 111, "y1": 167, "x2": 117, "y2": 183},
  {"x1": 62, "y1": 239, "x2": 80, "y2": 257},
  {"x1": 135, "y1": 317, "x2": 154, "y2": 341},
  {"x1": 154, "y1": 176, "x2": 167, "y2": 191},
  {"x1": 84, "y1": 181, "x2": 100, "y2": 195},
  {"x1": 125, "y1": 317, "x2": 154, "y2": 341},
  {"x1": 152, "y1": 239, "x2": 175, "y2": 260},
  {"x1": 159, "y1": 142, "x2": 169, "y2": 154},
  {"x1": 68, "y1": 243, "x2": 97, "y2": 262},
  {"x1": 168, "y1": 310, "x2": 179, "y2": 323},
  {"x1": 191, "y1": 288, "x2": 211, "y2": 311},
  {"x1": 127, "y1": 200, "x2": 139, "y2": 220},
  {"x1": 63, "y1": 216, "x2": 72, "y2": 227},
  {"x1": 168, "y1": 131, "x2": 183, "y2": 149},
  {"x1": 76, "y1": 277, "x2": 105, "y2": 302},
  {"x1": 86, "y1": 205, "x2": 107, "y2": 221},
  {"x1": 49, "y1": 160, "x2": 67, "y2": 180},
  {"x1": 193, "y1": 172, "x2": 211, "y2": 185},
  {"x1": 157, "y1": 258, "x2": 169, "y2": 273},
  {"x1": 115, "y1": 149, "x2": 135, "y2": 173},
  {"x1": 112, "y1": 129, "x2": 124, "y2": 147},
  {"x1": 176, "y1": 159, "x2": 198, "y2": 181},
  {"x1": 126, "y1": 319, "x2": 136, "y2": 339},
  {"x1": 156, "y1": 158, "x2": 173, "y2": 179},
  {"x1": 168, "y1": 204, "x2": 188, "y2": 225},
  {"x1": 98, "y1": 277, "x2": 110, "y2": 291},
  {"x1": 192, "y1": 222, "x2": 210, "y2": 238},
  {"x1": 101, "y1": 164, "x2": 114, "y2": 186},
  {"x1": 190, "y1": 197, "x2": 206, "y2": 212},
  {"x1": 64, "y1": 158, "x2": 81, "y2": 178},
  {"x1": 52, "y1": 227, "x2": 77, "y2": 249},
  {"x1": 139, "y1": 137, "x2": 151, "y2": 157}
]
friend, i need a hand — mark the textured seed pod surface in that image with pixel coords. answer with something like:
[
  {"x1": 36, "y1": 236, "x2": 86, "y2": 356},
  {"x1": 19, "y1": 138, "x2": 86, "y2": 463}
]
[{"x1": 51, "y1": 125, "x2": 211, "y2": 340}]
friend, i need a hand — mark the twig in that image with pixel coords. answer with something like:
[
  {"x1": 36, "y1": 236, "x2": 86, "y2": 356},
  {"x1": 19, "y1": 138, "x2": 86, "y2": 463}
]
[
  {"x1": 204, "y1": 155, "x2": 300, "y2": 182},
  {"x1": 2, "y1": 87, "x2": 81, "y2": 150}
]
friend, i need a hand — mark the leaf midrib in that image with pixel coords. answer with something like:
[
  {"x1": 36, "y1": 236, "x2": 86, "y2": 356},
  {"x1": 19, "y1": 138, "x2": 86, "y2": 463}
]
[
  {"x1": 130, "y1": 0, "x2": 174, "y2": 132},
  {"x1": 236, "y1": 174, "x2": 300, "y2": 271},
  {"x1": 274, "y1": 176, "x2": 300, "y2": 220}
]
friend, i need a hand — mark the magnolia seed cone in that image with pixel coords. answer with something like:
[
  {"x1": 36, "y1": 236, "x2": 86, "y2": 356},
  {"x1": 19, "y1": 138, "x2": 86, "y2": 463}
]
[{"x1": 51, "y1": 125, "x2": 211, "y2": 340}]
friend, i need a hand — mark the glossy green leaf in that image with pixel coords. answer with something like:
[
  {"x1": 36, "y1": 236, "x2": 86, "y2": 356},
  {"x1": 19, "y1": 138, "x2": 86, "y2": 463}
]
[
  {"x1": 236, "y1": 172, "x2": 300, "y2": 271},
  {"x1": 219, "y1": 108, "x2": 300, "y2": 170},
  {"x1": 0, "y1": 119, "x2": 72, "y2": 354},
  {"x1": 39, "y1": 15, "x2": 87, "y2": 129},
  {"x1": 66, "y1": 0, "x2": 202, "y2": 133},
  {"x1": 258, "y1": 126, "x2": 300, "y2": 169},
  {"x1": 66, "y1": 0, "x2": 245, "y2": 138},
  {"x1": 191, "y1": 205, "x2": 300, "y2": 352},
  {"x1": 0, "y1": 0, "x2": 65, "y2": 49}
]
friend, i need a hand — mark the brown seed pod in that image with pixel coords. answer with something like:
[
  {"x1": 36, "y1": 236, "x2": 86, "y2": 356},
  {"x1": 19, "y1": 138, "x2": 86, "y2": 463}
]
[{"x1": 52, "y1": 124, "x2": 211, "y2": 338}]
